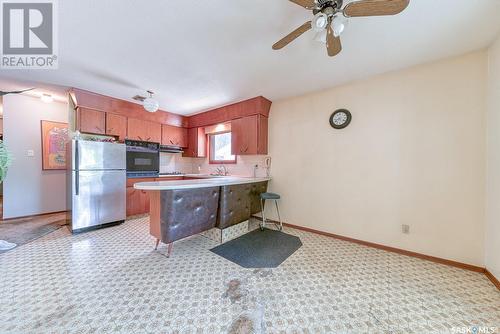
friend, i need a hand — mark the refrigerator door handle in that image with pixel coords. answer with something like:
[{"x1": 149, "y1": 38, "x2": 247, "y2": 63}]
[
  {"x1": 75, "y1": 142, "x2": 79, "y2": 196},
  {"x1": 75, "y1": 171, "x2": 79, "y2": 196}
]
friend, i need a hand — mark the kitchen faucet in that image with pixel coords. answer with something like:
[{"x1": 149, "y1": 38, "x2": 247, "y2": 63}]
[{"x1": 214, "y1": 165, "x2": 229, "y2": 176}]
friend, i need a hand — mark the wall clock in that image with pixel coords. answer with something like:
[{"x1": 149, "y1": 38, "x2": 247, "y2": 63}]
[{"x1": 329, "y1": 109, "x2": 352, "y2": 129}]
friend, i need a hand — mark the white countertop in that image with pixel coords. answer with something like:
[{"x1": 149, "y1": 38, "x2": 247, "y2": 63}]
[
  {"x1": 156, "y1": 174, "x2": 225, "y2": 179},
  {"x1": 134, "y1": 176, "x2": 271, "y2": 190}
]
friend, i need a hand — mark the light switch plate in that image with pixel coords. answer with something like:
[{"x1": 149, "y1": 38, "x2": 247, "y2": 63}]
[
  {"x1": 27, "y1": 150, "x2": 34, "y2": 157},
  {"x1": 402, "y1": 224, "x2": 410, "y2": 234}
]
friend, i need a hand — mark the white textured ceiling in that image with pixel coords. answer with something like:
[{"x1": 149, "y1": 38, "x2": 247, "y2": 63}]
[{"x1": 1, "y1": 0, "x2": 500, "y2": 115}]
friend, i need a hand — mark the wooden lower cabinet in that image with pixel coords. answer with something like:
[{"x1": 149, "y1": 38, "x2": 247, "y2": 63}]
[
  {"x1": 126, "y1": 178, "x2": 152, "y2": 216},
  {"x1": 126, "y1": 177, "x2": 185, "y2": 216},
  {"x1": 126, "y1": 187, "x2": 150, "y2": 216}
]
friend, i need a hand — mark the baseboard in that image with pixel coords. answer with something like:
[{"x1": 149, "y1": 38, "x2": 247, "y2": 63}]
[
  {"x1": 1, "y1": 210, "x2": 67, "y2": 222},
  {"x1": 485, "y1": 269, "x2": 500, "y2": 290},
  {"x1": 252, "y1": 216, "x2": 485, "y2": 273}
]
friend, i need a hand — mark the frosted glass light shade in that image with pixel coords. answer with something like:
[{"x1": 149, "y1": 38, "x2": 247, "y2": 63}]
[{"x1": 143, "y1": 97, "x2": 159, "y2": 113}]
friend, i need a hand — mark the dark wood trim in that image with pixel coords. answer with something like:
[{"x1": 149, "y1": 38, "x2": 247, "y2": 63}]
[
  {"x1": 252, "y1": 216, "x2": 485, "y2": 273},
  {"x1": 485, "y1": 269, "x2": 500, "y2": 290},
  {"x1": 1, "y1": 210, "x2": 67, "y2": 223},
  {"x1": 187, "y1": 96, "x2": 272, "y2": 128},
  {"x1": 71, "y1": 88, "x2": 188, "y2": 127}
]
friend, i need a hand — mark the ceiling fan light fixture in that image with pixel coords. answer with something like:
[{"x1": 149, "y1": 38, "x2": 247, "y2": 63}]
[
  {"x1": 40, "y1": 93, "x2": 53, "y2": 103},
  {"x1": 332, "y1": 14, "x2": 347, "y2": 37},
  {"x1": 312, "y1": 12, "x2": 328, "y2": 32},
  {"x1": 143, "y1": 90, "x2": 159, "y2": 113},
  {"x1": 314, "y1": 29, "x2": 327, "y2": 44}
]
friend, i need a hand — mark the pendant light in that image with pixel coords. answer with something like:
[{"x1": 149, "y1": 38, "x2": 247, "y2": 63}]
[{"x1": 143, "y1": 90, "x2": 159, "y2": 113}]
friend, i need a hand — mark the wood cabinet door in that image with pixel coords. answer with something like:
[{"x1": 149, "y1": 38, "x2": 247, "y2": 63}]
[
  {"x1": 126, "y1": 187, "x2": 140, "y2": 216},
  {"x1": 257, "y1": 115, "x2": 268, "y2": 155},
  {"x1": 176, "y1": 127, "x2": 188, "y2": 148},
  {"x1": 106, "y1": 113, "x2": 127, "y2": 141},
  {"x1": 162, "y1": 125, "x2": 188, "y2": 147},
  {"x1": 183, "y1": 127, "x2": 206, "y2": 157},
  {"x1": 140, "y1": 189, "x2": 150, "y2": 214},
  {"x1": 196, "y1": 127, "x2": 207, "y2": 157},
  {"x1": 232, "y1": 115, "x2": 258, "y2": 155},
  {"x1": 78, "y1": 108, "x2": 105, "y2": 135},
  {"x1": 126, "y1": 187, "x2": 150, "y2": 216},
  {"x1": 127, "y1": 118, "x2": 146, "y2": 141},
  {"x1": 183, "y1": 128, "x2": 198, "y2": 157},
  {"x1": 146, "y1": 121, "x2": 162, "y2": 143}
]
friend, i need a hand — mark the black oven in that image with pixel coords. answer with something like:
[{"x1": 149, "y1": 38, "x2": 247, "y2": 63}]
[{"x1": 125, "y1": 140, "x2": 159, "y2": 177}]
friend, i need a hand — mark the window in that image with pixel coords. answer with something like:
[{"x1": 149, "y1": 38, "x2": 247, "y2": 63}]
[{"x1": 209, "y1": 132, "x2": 236, "y2": 164}]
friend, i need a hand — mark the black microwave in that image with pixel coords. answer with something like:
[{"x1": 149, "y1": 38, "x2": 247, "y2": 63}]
[{"x1": 125, "y1": 140, "x2": 159, "y2": 175}]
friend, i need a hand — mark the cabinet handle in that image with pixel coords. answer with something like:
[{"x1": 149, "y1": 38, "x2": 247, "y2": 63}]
[
  {"x1": 138, "y1": 136, "x2": 143, "y2": 140},
  {"x1": 146, "y1": 137, "x2": 151, "y2": 141},
  {"x1": 170, "y1": 140, "x2": 174, "y2": 145},
  {"x1": 95, "y1": 126, "x2": 102, "y2": 132}
]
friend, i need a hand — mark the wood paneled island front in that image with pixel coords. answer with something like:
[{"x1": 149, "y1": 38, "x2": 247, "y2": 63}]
[{"x1": 134, "y1": 177, "x2": 270, "y2": 256}]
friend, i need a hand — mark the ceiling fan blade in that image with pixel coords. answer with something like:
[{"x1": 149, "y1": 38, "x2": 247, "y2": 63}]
[
  {"x1": 288, "y1": 0, "x2": 316, "y2": 9},
  {"x1": 326, "y1": 24, "x2": 342, "y2": 57},
  {"x1": 0, "y1": 87, "x2": 35, "y2": 96},
  {"x1": 9, "y1": 87, "x2": 35, "y2": 94},
  {"x1": 344, "y1": 0, "x2": 410, "y2": 17},
  {"x1": 273, "y1": 21, "x2": 312, "y2": 50}
]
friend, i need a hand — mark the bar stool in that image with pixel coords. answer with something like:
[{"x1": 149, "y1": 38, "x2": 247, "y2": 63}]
[{"x1": 260, "y1": 192, "x2": 283, "y2": 231}]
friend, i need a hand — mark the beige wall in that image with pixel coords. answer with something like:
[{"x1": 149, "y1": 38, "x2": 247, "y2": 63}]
[
  {"x1": 3, "y1": 95, "x2": 68, "y2": 218},
  {"x1": 486, "y1": 34, "x2": 500, "y2": 279},
  {"x1": 268, "y1": 51, "x2": 487, "y2": 266}
]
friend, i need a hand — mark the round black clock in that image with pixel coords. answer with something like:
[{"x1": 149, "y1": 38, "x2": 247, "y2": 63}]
[{"x1": 329, "y1": 109, "x2": 352, "y2": 129}]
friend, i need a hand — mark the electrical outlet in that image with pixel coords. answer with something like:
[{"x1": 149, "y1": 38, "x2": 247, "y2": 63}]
[
  {"x1": 27, "y1": 150, "x2": 35, "y2": 157},
  {"x1": 402, "y1": 224, "x2": 410, "y2": 234}
]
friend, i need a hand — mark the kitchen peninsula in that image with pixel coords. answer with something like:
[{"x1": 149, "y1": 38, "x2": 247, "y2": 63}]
[{"x1": 135, "y1": 177, "x2": 270, "y2": 256}]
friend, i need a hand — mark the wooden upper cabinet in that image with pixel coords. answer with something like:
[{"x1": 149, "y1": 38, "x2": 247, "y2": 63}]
[
  {"x1": 231, "y1": 115, "x2": 268, "y2": 155},
  {"x1": 146, "y1": 121, "x2": 162, "y2": 143},
  {"x1": 127, "y1": 118, "x2": 146, "y2": 141},
  {"x1": 162, "y1": 125, "x2": 188, "y2": 148},
  {"x1": 105, "y1": 113, "x2": 127, "y2": 141},
  {"x1": 78, "y1": 108, "x2": 105, "y2": 135},
  {"x1": 127, "y1": 118, "x2": 161, "y2": 143},
  {"x1": 183, "y1": 127, "x2": 206, "y2": 158}
]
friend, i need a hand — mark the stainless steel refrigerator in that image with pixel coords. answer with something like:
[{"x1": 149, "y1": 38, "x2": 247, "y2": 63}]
[{"x1": 67, "y1": 140, "x2": 126, "y2": 233}]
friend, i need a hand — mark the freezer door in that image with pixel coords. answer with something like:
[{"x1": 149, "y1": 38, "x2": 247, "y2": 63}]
[
  {"x1": 71, "y1": 170, "x2": 126, "y2": 231},
  {"x1": 72, "y1": 140, "x2": 126, "y2": 171}
]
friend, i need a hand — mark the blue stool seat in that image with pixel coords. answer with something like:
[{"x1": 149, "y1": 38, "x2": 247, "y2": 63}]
[
  {"x1": 259, "y1": 192, "x2": 282, "y2": 231},
  {"x1": 260, "y1": 192, "x2": 281, "y2": 200}
]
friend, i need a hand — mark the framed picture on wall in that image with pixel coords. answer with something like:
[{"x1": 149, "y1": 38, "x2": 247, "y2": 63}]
[{"x1": 41, "y1": 120, "x2": 69, "y2": 170}]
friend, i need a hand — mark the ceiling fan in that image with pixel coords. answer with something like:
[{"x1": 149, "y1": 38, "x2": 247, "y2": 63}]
[
  {"x1": 0, "y1": 88, "x2": 35, "y2": 97},
  {"x1": 273, "y1": 0, "x2": 410, "y2": 57}
]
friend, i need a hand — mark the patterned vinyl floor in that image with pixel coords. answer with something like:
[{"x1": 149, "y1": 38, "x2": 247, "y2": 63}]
[{"x1": 0, "y1": 216, "x2": 498, "y2": 334}]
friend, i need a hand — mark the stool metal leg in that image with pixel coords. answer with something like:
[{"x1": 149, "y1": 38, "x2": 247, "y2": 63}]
[
  {"x1": 260, "y1": 198, "x2": 266, "y2": 231},
  {"x1": 275, "y1": 200, "x2": 283, "y2": 231}
]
